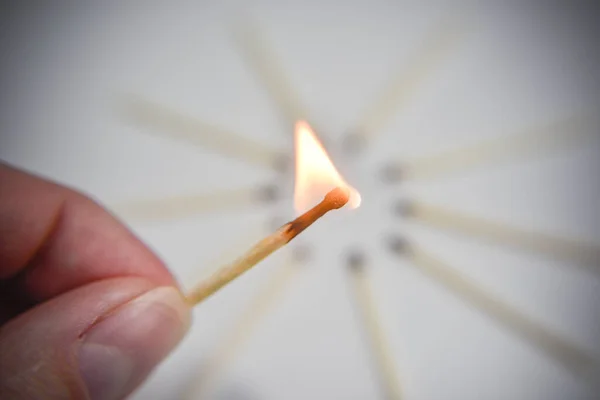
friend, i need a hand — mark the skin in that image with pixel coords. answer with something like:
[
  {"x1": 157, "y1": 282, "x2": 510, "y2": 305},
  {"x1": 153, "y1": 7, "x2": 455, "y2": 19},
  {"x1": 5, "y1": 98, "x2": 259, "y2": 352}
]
[{"x1": 0, "y1": 162, "x2": 191, "y2": 399}]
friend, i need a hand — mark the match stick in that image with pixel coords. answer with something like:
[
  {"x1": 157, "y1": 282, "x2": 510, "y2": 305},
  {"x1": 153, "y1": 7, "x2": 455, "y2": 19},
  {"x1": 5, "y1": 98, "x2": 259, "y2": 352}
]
[
  {"x1": 185, "y1": 224, "x2": 273, "y2": 289},
  {"x1": 344, "y1": 16, "x2": 464, "y2": 153},
  {"x1": 121, "y1": 96, "x2": 288, "y2": 172},
  {"x1": 186, "y1": 248, "x2": 306, "y2": 399},
  {"x1": 185, "y1": 187, "x2": 349, "y2": 305},
  {"x1": 395, "y1": 200, "x2": 600, "y2": 272},
  {"x1": 387, "y1": 236, "x2": 597, "y2": 381},
  {"x1": 382, "y1": 113, "x2": 594, "y2": 182},
  {"x1": 347, "y1": 252, "x2": 403, "y2": 400},
  {"x1": 112, "y1": 184, "x2": 280, "y2": 223},
  {"x1": 232, "y1": 20, "x2": 313, "y2": 132}
]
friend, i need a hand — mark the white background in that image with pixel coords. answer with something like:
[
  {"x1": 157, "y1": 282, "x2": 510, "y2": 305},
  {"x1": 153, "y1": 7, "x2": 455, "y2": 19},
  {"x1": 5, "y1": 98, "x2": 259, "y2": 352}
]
[{"x1": 1, "y1": 1, "x2": 600, "y2": 399}]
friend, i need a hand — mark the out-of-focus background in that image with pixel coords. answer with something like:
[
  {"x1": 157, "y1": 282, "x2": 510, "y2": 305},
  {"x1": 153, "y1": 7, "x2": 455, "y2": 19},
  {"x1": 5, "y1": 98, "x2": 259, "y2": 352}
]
[{"x1": 1, "y1": 1, "x2": 600, "y2": 399}]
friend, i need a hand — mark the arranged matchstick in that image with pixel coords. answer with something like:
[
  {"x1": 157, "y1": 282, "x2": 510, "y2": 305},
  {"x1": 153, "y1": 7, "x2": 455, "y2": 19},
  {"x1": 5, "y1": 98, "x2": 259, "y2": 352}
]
[
  {"x1": 344, "y1": 16, "x2": 464, "y2": 154},
  {"x1": 382, "y1": 113, "x2": 595, "y2": 182},
  {"x1": 232, "y1": 20, "x2": 312, "y2": 131},
  {"x1": 394, "y1": 199, "x2": 600, "y2": 271},
  {"x1": 186, "y1": 247, "x2": 308, "y2": 399},
  {"x1": 185, "y1": 187, "x2": 349, "y2": 305},
  {"x1": 347, "y1": 252, "x2": 403, "y2": 400},
  {"x1": 121, "y1": 96, "x2": 289, "y2": 172},
  {"x1": 111, "y1": 184, "x2": 281, "y2": 223},
  {"x1": 387, "y1": 236, "x2": 598, "y2": 382}
]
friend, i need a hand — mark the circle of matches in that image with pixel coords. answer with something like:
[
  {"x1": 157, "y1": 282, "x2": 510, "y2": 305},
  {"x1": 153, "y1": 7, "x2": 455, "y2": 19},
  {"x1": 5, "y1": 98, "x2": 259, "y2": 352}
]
[
  {"x1": 185, "y1": 187, "x2": 350, "y2": 305},
  {"x1": 111, "y1": 11, "x2": 600, "y2": 400}
]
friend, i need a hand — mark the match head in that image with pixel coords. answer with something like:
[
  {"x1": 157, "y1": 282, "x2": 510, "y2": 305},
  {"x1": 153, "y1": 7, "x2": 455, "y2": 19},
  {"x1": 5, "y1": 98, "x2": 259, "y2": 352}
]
[
  {"x1": 387, "y1": 235, "x2": 411, "y2": 255},
  {"x1": 392, "y1": 199, "x2": 414, "y2": 217},
  {"x1": 381, "y1": 163, "x2": 404, "y2": 184},
  {"x1": 341, "y1": 130, "x2": 367, "y2": 155},
  {"x1": 323, "y1": 187, "x2": 350, "y2": 210},
  {"x1": 257, "y1": 184, "x2": 280, "y2": 203},
  {"x1": 346, "y1": 250, "x2": 366, "y2": 273}
]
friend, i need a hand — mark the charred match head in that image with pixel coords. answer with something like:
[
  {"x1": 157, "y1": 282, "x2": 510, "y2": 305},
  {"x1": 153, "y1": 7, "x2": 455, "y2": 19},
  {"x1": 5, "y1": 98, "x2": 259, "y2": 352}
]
[
  {"x1": 257, "y1": 184, "x2": 280, "y2": 203},
  {"x1": 323, "y1": 187, "x2": 350, "y2": 210},
  {"x1": 381, "y1": 163, "x2": 404, "y2": 184},
  {"x1": 392, "y1": 199, "x2": 414, "y2": 217},
  {"x1": 341, "y1": 131, "x2": 367, "y2": 155},
  {"x1": 346, "y1": 250, "x2": 366, "y2": 273},
  {"x1": 387, "y1": 235, "x2": 411, "y2": 255}
]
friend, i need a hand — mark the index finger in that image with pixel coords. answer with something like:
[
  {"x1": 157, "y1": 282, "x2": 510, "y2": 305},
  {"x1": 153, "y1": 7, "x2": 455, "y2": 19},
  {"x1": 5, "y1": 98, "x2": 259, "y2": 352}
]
[{"x1": 0, "y1": 162, "x2": 176, "y2": 313}]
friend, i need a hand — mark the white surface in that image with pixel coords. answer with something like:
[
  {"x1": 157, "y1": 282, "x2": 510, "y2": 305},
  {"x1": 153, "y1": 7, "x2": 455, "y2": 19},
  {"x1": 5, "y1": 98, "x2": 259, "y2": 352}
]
[{"x1": 1, "y1": 1, "x2": 599, "y2": 399}]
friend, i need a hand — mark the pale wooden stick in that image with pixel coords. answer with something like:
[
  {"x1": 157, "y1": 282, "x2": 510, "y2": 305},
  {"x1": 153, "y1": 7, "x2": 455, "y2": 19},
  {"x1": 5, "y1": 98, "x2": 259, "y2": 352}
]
[
  {"x1": 348, "y1": 255, "x2": 403, "y2": 400},
  {"x1": 186, "y1": 251, "x2": 301, "y2": 399},
  {"x1": 389, "y1": 238, "x2": 597, "y2": 381},
  {"x1": 112, "y1": 185, "x2": 279, "y2": 223},
  {"x1": 402, "y1": 200, "x2": 600, "y2": 271},
  {"x1": 183, "y1": 224, "x2": 272, "y2": 291},
  {"x1": 397, "y1": 113, "x2": 594, "y2": 181},
  {"x1": 232, "y1": 21, "x2": 311, "y2": 129},
  {"x1": 354, "y1": 16, "x2": 464, "y2": 142},
  {"x1": 121, "y1": 97, "x2": 286, "y2": 170},
  {"x1": 185, "y1": 226, "x2": 290, "y2": 305}
]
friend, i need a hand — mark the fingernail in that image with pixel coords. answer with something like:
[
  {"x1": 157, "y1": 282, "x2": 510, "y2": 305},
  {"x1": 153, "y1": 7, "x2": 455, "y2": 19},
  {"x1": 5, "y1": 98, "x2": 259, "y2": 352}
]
[{"x1": 78, "y1": 286, "x2": 191, "y2": 400}]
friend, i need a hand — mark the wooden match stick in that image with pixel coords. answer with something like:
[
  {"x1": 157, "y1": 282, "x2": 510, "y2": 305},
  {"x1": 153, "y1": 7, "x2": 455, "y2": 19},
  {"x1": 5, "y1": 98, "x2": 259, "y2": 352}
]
[
  {"x1": 232, "y1": 20, "x2": 312, "y2": 131},
  {"x1": 121, "y1": 96, "x2": 288, "y2": 172},
  {"x1": 185, "y1": 187, "x2": 349, "y2": 305},
  {"x1": 383, "y1": 113, "x2": 594, "y2": 182},
  {"x1": 387, "y1": 237, "x2": 598, "y2": 382},
  {"x1": 346, "y1": 16, "x2": 464, "y2": 152},
  {"x1": 184, "y1": 223, "x2": 274, "y2": 289},
  {"x1": 347, "y1": 252, "x2": 403, "y2": 400},
  {"x1": 186, "y1": 248, "x2": 305, "y2": 399},
  {"x1": 395, "y1": 200, "x2": 600, "y2": 272},
  {"x1": 111, "y1": 184, "x2": 281, "y2": 223}
]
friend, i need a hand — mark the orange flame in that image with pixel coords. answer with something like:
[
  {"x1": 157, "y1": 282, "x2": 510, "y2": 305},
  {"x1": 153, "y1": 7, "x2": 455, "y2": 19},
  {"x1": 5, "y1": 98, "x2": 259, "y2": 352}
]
[{"x1": 294, "y1": 121, "x2": 361, "y2": 213}]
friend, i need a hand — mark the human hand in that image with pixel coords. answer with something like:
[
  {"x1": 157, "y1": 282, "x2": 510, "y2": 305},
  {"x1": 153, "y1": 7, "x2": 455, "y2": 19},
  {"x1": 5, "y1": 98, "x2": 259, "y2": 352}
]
[{"x1": 0, "y1": 162, "x2": 191, "y2": 400}]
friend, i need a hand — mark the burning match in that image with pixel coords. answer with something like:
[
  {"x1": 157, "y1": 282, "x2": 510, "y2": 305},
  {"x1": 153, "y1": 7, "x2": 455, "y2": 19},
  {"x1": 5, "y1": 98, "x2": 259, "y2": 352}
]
[
  {"x1": 186, "y1": 122, "x2": 360, "y2": 306},
  {"x1": 185, "y1": 187, "x2": 349, "y2": 305}
]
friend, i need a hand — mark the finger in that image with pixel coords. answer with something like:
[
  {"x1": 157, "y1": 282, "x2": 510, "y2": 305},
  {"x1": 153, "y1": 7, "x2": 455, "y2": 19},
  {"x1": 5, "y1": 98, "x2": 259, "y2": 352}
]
[
  {"x1": 0, "y1": 162, "x2": 175, "y2": 311},
  {"x1": 0, "y1": 277, "x2": 190, "y2": 400}
]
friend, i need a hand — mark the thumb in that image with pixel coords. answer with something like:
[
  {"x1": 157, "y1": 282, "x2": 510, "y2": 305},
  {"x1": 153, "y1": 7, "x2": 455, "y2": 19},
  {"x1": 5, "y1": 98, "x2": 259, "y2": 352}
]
[{"x1": 0, "y1": 277, "x2": 191, "y2": 400}]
